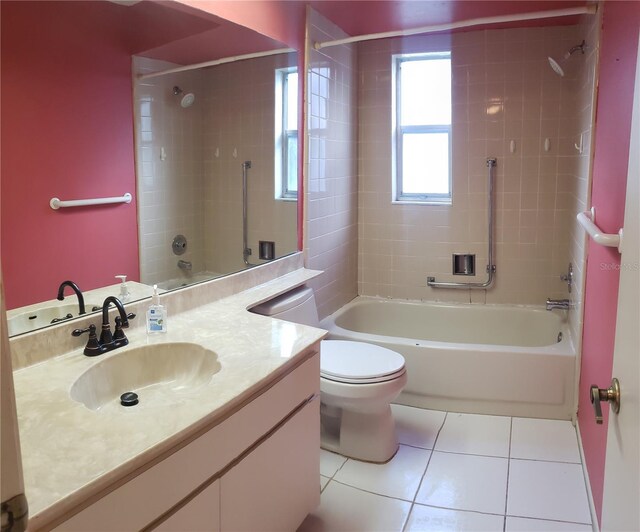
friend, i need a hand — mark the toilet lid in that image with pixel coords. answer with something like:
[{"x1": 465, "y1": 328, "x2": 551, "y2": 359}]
[{"x1": 320, "y1": 340, "x2": 405, "y2": 382}]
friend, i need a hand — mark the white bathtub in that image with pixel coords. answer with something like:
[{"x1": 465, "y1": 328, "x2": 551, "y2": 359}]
[{"x1": 320, "y1": 297, "x2": 576, "y2": 419}]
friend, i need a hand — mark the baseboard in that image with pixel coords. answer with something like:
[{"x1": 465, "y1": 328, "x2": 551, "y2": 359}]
[{"x1": 576, "y1": 419, "x2": 600, "y2": 532}]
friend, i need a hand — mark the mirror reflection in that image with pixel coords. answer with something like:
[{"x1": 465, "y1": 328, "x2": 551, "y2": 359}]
[
  {"x1": 134, "y1": 51, "x2": 299, "y2": 289},
  {"x1": 1, "y1": 0, "x2": 299, "y2": 337}
]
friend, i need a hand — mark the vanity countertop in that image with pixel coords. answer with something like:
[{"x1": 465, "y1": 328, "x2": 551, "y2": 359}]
[{"x1": 13, "y1": 269, "x2": 326, "y2": 528}]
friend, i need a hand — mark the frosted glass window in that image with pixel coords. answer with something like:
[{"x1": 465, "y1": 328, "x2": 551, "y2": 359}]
[
  {"x1": 276, "y1": 68, "x2": 298, "y2": 199},
  {"x1": 394, "y1": 53, "x2": 452, "y2": 203},
  {"x1": 286, "y1": 71, "x2": 298, "y2": 130},
  {"x1": 401, "y1": 133, "x2": 450, "y2": 194},
  {"x1": 400, "y1": 59, "x2": 451, "y2": 126}
]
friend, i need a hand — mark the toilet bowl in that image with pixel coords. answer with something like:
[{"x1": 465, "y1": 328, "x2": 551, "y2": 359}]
[{"x1": 251, "y1": 286, "x2": 407, "y2": 463}]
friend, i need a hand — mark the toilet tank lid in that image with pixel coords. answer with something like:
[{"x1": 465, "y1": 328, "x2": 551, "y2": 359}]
[{"x1": 250, "y1": 285, "x2": 314, "y2": 316}]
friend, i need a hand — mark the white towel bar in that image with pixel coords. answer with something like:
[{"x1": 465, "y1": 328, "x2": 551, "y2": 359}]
[
  {"x1": 577, "y1": 207, "x2": 623, "y2": 253},
  {"x1": 50, "y1": 193, "x2": 132, "y2": 210}
]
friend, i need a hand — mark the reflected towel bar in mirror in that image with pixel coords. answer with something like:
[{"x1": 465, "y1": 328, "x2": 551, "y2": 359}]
[{"x1": 50, "y1": 193, "x2": 132, "y2": 210}]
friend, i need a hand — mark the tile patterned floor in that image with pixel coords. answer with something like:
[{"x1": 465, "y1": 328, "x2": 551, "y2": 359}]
[{"x1": 299, "y1": 405, "x2": 592, "y2": 532}]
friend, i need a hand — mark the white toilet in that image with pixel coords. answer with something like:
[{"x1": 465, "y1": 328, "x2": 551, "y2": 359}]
[{"x1": 252, "y1": 286, "x2": 407, "y2": 463}]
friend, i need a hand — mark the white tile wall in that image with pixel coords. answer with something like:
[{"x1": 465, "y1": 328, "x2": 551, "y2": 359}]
[
  {"x1": 305, "y1": 8, "x2": 358, "y2": 320},
  {"x1": 134, "y1": 54, "x2": 299, "y2": 286},
  {"x1": 566, "y1": 12, "x2": 600, "y2": 364},
  {"x1": 134, "y1": 57, "x2": 205, "y2": 286},
  {"x1": 357, "y1": 25, "x2": 598, "y2": 308},
  {"x1": 202, "y1": 54, "x2": 298, "y2": 275}
]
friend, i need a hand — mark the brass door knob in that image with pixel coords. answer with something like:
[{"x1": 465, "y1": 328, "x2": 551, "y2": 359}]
[{"x1": 590, "y1": 378, "x2": 621, "y2": 424}]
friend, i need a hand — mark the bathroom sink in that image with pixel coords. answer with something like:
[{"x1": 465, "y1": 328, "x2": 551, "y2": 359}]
[
  {"x1": 70, "y1": 343, "x2": 221, "y2": 411},
  {"x1": 7, "y1": 303, "x2": 99, "y2": 336}
]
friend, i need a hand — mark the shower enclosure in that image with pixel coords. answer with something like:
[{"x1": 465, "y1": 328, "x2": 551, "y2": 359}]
[{"x1": 133, "y1": 52, "x2": 299, "y2": 289}]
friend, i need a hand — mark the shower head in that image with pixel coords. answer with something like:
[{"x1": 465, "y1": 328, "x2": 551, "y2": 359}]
[
  {"x1": 547, "y1": 40, "x2": 586, "y2": 77},
  {"x1": 172, "y1": 85, "x2": 195, "y2": 108},
  {"x1": 548, "y1": 56, "x2": 566, "y2": 77}
]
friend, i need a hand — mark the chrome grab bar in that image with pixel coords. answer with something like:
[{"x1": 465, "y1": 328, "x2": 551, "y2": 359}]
[
  {"x1": 427, "y1": 157, "x2": 497, "y2": 289},
  {"x1": 242, "y1": 161, "x2": 257, "y2": 267}
]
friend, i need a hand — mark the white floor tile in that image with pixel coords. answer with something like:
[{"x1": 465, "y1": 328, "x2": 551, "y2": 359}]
[
  {"x1": 391, "y1": 404, "x2": 446, "y2": 449},
  {"x1": 319, "y1": 449, "x2": 346, "y2": 477},
  {"x1": 416, "y1": 451, "x2": 509, "y2": 515},
  {"x1": 506, "y1": 516, "x2": 592, "y2": 531},
  {"x1": 507, "y1": 459, "x2": 591, "y2": 524},
  {"x1": 510, "y1": 418, "x2": 581, "y2": 463},
  {"x1": 297, "y1": 481, "x2": 411, "y2": 532},
  {"x1": 320, "y1": 475, "x2": 330, "y2": 491},
  {"x1": 406, "y1": 504, "x2": 504, "y2": 531},
  {"x1": 435, "y1": 412, "x2": 512, "y2": 457},
  {"x1": 334, "y1": 445, "x2": 431, "y2": 500}
]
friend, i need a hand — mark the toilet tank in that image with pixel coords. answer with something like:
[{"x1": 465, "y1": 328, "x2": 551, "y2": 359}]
[{"x1": 251, "y1": 286, "x2": 320, "y2": 327}]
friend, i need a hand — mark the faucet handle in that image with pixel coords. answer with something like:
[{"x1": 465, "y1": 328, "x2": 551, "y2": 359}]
[
  {"x1": 113, "y1": 314, "x2": 136, "y2": 344},
  {"x1": 72, "y1": 324, "x2": 103, "y2": 357}
]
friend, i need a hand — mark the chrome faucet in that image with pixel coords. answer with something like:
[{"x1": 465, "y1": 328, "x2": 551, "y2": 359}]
[
  {"x1": 57, "y1": 280, "x2": 86, "y2": 315},
  {"x1": 546, "y1": 298, "x2": 570, "y2": 310},
  {"x1": 72, "y1": 296, "x2": 135, "y2": 357},
  {"x1": 178, "y1": 259, "x2": 192, "y2": 271}
]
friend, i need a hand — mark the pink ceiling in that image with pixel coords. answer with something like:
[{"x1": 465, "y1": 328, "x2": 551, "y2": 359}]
[
  {"x1": 120, "y1": 1, "x2": 593, "y2": 65},
  {"x1": 308, "y1": 1, "x2": 591, "y2": 36}
]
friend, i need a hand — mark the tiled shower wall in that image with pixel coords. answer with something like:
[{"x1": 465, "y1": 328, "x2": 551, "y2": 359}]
[
  {"x1": 358, "y1": 24, "x2": 597, "y2": 307},
  {"x1": 305, "y1": 8, "x2": 358, "y2": 320},
  {"x1": 134, "y1": 55, "x2": 298, "y2": 285},
  {"x1": 134, "y1": 57, "x2": 205, "y2": 285},
  {"x1": 566, "y1": 12, "x2": 600, "y2": 353},
  {"x1": 202, "y1": 54, "x2": 298, "y2": 275}
]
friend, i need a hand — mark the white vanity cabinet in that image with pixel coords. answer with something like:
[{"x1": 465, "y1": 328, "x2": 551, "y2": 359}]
[{"x1": 53, "y1": 349, "x2": 320, "y2": 532}]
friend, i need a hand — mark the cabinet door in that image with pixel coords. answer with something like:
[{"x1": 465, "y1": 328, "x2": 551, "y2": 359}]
[
  {"x1": 221, "y1": 400, "x2": 320, "y2": 532},
  {"x1": 153, "y1": 480, "x2": 220, "y2": 532}
]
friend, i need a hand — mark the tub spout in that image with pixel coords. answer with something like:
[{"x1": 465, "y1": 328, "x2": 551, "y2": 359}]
[{"x1": 546, "y1": 298, "x2": 570, "y2": 310}]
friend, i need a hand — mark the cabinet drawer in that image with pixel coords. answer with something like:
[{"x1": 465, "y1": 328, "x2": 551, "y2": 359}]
[
  {"x1": 153, "y1": 480, "x2": 220, "y2": 532},
  {"x1": 221, "y1": 400, "x2": 320, "y2": 532}
]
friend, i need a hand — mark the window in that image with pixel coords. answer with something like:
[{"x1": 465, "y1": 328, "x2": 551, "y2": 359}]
[
  {"x1": 275, "y1": 68, "x2": 298, "y2": 200},
  {"x1": 393, "y1": 53, "x2": 452, "y2": 203}
]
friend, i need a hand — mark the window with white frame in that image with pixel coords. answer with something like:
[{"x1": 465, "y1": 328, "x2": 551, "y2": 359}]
[
  {"x1": 393, "y1": 53, "x2": 452, "y2": 203},
  {"x1": 275, "y1": 68, "x2": 298, "y2": 200}
]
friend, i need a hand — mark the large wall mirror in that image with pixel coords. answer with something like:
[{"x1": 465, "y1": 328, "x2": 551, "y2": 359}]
[{"x1": 1, "y1": 0, "x2": 299, "y2": 337}]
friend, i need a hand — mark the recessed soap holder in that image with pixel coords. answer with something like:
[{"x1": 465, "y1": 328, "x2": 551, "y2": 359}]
[{"x1": 453, "y1": 254, "x2": 475, "y2": 276}]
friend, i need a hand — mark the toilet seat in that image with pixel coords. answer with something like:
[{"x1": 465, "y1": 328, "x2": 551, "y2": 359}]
[{"x1": 320, "y1": 340, "x2": 406, "y2": 384}]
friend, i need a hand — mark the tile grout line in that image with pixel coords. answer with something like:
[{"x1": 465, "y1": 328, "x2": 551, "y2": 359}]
[
  {"x1": 401, "y1": 411, "x2": 449, "y2": 532},
  {"x1": 320, "y1": 451, "x2": 349, "y2": 493},
  {"x1": 503, "y1": 416, "x2": 513, "y2": 532}
]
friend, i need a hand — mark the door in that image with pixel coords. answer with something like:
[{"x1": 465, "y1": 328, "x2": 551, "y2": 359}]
[
  {"x1": 600, "y1": 34, "x2": 640, "y2": 531},
  {"x1": 1, "y1": 271, "x2": 28, "y2": 531}
]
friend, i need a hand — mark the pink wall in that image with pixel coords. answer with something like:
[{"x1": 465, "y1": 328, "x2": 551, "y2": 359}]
[
  {"x1": 578, "y1": 1, "x2": 640, "y2": 525},
  {"x1": 1, "y1": 1, "x2": 140, "y2": 309}
]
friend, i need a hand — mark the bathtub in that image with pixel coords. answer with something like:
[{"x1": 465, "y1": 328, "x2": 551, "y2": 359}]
[
  {"x1": 319, "y1": 297, "x2": 576, "y2": 419},
  {"x1": 156, "y1": 271, "x2": 221, "y2": 291}
]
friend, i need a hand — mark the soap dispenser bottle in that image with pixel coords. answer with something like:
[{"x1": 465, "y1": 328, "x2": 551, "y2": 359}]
[
  {"x1": 146, "y1": 285, "x2": 167, "y2": 333},
  {"x1": 115, "y1": 275, "x2": 130, "y2": 302}
]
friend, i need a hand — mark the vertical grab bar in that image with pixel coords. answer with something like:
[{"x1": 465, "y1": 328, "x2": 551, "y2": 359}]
[
  {"x1": 242, "y1": 161, "x2": 256, "y2": 266},
  {"x1": 427, "y1": 157, "x2": 497, "y2": 289}
]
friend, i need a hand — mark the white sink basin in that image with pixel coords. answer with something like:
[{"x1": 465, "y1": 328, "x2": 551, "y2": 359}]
[
  {"x1": 7, "y1": 303, "x2": 99, "y2": 336},
  {"x1": 70, "y1": 343, "x2": 220, "y2": 411}
]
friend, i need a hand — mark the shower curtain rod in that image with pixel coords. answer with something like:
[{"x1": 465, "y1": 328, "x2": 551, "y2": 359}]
[
  {"x1": 138, "y1": 47, "x2": 296, "y2": 80},
  {"x1": 314, "y1": 5, "x2": 597, "y2": 50}
]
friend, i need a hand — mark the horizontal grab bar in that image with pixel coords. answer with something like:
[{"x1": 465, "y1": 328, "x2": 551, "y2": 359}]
[
  {"x1": 577, "y1": 207, "x2": 623, "y2": 253},
  {"x1": 50, "y1": 193, "x2": 132, "y2": 210}
]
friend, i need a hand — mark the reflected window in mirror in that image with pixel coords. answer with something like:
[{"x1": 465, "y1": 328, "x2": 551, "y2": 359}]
[{"x1": 275, "y1": 68, "x2": 298, "y2": 200}]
